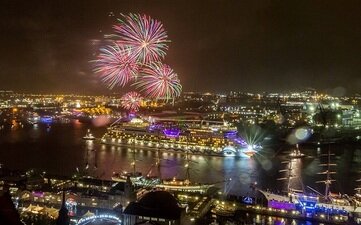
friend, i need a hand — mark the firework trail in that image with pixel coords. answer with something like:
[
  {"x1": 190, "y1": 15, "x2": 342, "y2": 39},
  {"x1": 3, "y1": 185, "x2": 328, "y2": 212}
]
[
  {"x1": 93, "y1": 44, "x2": 139, "y2": 89},
  {"x1": 134, "y1": 62, "x2": 182, "y2": 101},
  {"x1": 113, "y1": 13, "x2": 170, "y2": 63},
  {"x1": 121, "y1": 91, "x2": 143, "y2": 112}
]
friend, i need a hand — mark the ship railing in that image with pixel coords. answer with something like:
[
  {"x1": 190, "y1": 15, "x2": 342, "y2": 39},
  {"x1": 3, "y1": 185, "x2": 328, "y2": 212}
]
[
  {"x1": 319, "y1": 163, "x2": 337, "y2": 166},
  {"x1": 277, "y1": 175, "x2": 297, "y2": 181},
  {"x1": 319, "y1": 153, "x2": 336, "y2": 157},
  {"x1": 109, "y1": 117, "x2": 123, "y2": 127},
  {"x1": 317, "y1": 171, "x2": 336, "y2": 175},
  {"x1": 289, "y1": 188, "x2": 303, "y2": 193}
]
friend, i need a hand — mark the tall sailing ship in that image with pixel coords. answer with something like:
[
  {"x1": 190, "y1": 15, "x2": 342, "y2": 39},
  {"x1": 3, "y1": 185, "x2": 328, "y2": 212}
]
[
  {"x1": 154, "y1": 150, "x2": 215, "y2": 194},
  {"x1": 111, "y1": 147, "x2": 215, "y2": 194},
  {"x1": 101, "y1": 117, "x2": 262, "y2": 158},
  {"x1": 259, "y1": 147, "x2": 357, "y2": 217}
]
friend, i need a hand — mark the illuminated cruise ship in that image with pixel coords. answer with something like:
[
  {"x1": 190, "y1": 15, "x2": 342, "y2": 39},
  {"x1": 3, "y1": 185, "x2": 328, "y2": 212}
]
[{"x1": 101, "y1": 117, "x2": 262, "y2": 157}]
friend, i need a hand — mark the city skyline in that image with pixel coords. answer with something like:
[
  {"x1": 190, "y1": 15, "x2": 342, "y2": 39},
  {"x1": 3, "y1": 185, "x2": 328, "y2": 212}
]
[
  {"x1": 0, "y1": 0, "x2": 360, "y2": 94},
  {"x1": 2, "y1": 2, "x2": 361, "y2": 224}
]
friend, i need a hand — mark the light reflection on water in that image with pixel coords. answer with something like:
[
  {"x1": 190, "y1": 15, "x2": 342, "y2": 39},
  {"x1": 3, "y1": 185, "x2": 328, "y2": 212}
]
[
  {"x1": 228, "y1": 212, "x2": 325, "y2": 225},
  {"x1": 0, "y1": 122, "x2": 361, "y2": 196}
]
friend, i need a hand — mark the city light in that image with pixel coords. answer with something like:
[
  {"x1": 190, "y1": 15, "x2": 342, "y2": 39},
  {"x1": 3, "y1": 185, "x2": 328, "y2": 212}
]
[{"x1": 0, "y1": 2, "x2": 360, "y2": 225}]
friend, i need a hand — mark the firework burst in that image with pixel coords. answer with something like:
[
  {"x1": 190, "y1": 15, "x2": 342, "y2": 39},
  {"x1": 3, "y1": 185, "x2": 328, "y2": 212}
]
[
  {"x1": 93, "y1": 44, "x2": 139, "y2": 89},
  {"x1": 121, "y1": 91, "x2": 143, "y2": 112},
  {"x1": 134, "y1": 62, "x2": 182, "y2": 100},
  {"x1": 113, "y1": 13, "x2": 170, "y2": 63}
]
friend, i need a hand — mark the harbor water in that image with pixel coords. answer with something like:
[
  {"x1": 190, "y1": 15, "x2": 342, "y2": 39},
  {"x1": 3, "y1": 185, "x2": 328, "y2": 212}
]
[{"x1": 1, "y1": 121, "x2": 361, "y2": 197}]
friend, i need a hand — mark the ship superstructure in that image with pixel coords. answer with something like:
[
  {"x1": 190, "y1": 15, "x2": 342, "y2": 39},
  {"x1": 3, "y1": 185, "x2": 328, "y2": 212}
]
[
  {"x1": 83, "y1": 129, "x2": 96, "y2": 140},
  {"x1": 101, "y1": 117, "x2": 261, "y2": 157}
]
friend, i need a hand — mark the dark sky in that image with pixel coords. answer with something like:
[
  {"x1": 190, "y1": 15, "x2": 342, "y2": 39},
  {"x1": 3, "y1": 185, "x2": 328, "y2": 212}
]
[{"x1": 0, "y1": 0, "x2": 360, "y2": 94}]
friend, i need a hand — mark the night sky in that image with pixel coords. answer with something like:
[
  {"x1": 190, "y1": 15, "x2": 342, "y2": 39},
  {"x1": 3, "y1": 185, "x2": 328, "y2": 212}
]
[{"x1": 0, "y1": 0, "x2": 360, "y2": 94}]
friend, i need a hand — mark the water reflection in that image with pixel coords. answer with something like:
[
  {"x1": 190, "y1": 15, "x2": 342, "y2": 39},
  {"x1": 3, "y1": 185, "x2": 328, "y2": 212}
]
[
  {"x1": 1, "y1": 123, "x2": 361, "y2": 196},
  {"x1": 234, "y1": 212, "x2": 323, "y2": 225},
  {"x1": 287, "y1": 158, "x2": 303, "y2": 192}
]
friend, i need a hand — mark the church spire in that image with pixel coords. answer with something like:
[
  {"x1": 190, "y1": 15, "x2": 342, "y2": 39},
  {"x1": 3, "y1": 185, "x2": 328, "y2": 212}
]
[
  {"x1": 56, "y1": 190, "x2": 70, "y2": 225},
  {"x1": 61, "y1": 190, "x2": 65, "y2": 207}
]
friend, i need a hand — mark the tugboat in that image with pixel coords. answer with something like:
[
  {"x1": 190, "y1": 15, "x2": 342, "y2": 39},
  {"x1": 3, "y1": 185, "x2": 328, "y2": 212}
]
[
  {"x1": 83, "y1": 129, "x2": 96, "y2": 140},
  {"x1": 288, "y1": 144, "x2": 306, "y2": 159}
]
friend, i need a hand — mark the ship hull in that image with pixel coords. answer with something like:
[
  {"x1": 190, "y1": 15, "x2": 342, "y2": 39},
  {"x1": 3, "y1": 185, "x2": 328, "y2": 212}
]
[
  {"x1": 101, "y1": 137, "x2": 256, "y2": 158},
  {"x1": 155, "y1": 182, "x2": 214, "y2": 194},
  {"x1": 83, "y1": 137, "x2": 96, "y2": 141},
  {"x1": 259, "y1": 190, "x2": 358, "y2": 214}
]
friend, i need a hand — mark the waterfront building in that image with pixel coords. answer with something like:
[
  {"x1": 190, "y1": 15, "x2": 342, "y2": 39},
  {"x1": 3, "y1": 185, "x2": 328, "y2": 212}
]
[
  {"x1": 123, "y1": 190, "x2": 185, "y2": 225},
  {"x1": 18, "y1": 178, "x2": 132, "y2": 217}
]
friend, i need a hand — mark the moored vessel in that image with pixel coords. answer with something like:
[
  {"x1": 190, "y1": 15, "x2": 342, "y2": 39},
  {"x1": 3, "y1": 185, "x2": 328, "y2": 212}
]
[
  {"x1": 259, "y1": 147, "x2": 358, "y2": 218},
  {"x1": 101, "y1": 117, "x2": 262, "y2": 157},
  {"x1": 288, "y1": 144, "x2": 306, "y2": 159},
  {"x1": 83, "y1": 129, "x2": 96, "y2": 140},
  {"x1": 155, "y1": 151, "x2": 215, "y2": 194}
]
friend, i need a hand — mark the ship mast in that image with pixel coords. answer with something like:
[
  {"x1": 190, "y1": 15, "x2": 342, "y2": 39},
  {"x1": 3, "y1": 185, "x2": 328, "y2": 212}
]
[
  {"x1": 184, "y1": 131, "x2": 192, "y2": 185},
  {"x1": 144, "y1": 129, "x2": 162, "y2": 180},
  {"x1": 278, "y1": 159, "x2": 294, "y2": 193},
  {"x1": 156, "y1": 148, "x2": 162, "y2": 180},
  {"x1": 315, "y1": 102, "x2": 336, "y2": 200},
  {"x1": 131, "y1": 150, "x2": 136, "y2": 175},
  {"x1": 156, "y1": 128, "x2": 162, "y2": 180},
  {"x1": 277, "y1": 157, "x2": 304, "y2": 194},
  {"x1": 185, "y1": 150, "x2": 191, "y2": 183},
  {"x1": 286, "y1": 161, "x2": 292, "y2": 192},
  {"x1": 131, "y1": 137, "x2": 136, "y2": 175},
  {"x1": 325, "y1": 148, "x2": 332, "y2": 198},
  {"x1": 316, "y1": 146, "x2": 336, "y2": 200}
]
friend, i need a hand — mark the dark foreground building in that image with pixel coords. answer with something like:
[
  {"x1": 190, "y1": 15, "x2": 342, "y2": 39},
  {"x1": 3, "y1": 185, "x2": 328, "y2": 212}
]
[
  {"x1": 123, "y1": 191, "x2": 185, "y2": 225},
  {"x1": 0, "y1": 190, "x2": 23, "y2": 225},
  {"x1": 55, "y1": 191, "x2": 70, "y2": 225}
]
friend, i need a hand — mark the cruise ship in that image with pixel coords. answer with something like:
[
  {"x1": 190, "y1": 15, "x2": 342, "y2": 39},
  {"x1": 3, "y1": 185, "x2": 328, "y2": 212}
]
[{"x1": 100, "y1": 117, "x2": 262, "y2": 157}]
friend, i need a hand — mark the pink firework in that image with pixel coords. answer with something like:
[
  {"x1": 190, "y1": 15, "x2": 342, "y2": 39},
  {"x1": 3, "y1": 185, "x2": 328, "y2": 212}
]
[
  {"x1": 93, "y1": 44, "x2": 139, "y2": 89},
  {"x1": 113, "y1": 13, "x2": 170, "y2": 63},
  {"x1": 121, "y1": 91, "x2": 143, "y2": 112},
  {"x1": 134, "y1": 62, "x2": 182, "y2": 100}
]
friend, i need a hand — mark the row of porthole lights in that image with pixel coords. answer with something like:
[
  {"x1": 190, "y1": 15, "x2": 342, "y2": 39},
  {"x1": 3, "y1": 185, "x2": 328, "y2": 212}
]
[{"x1": 109, "y1": 137, "x2": 224, "y2": 152}]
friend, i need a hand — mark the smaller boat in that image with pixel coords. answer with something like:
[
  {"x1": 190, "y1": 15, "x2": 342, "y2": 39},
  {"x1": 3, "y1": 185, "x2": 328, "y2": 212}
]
[
  {"x1": 112, "y1": 171, "x2": 143, "y2": 182},
  {"x1": 40, "y1": 115, "x2": 53, "y2": 124},
  {"x1": 83, "y1": 129, "x2": 96, "y2": 140},
  {"x1": 27, "y1": 113, "x2": 40, "y2": 124},
  {"x1": 288, "y1": 144, "x2": 305, "y2": 159}
]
